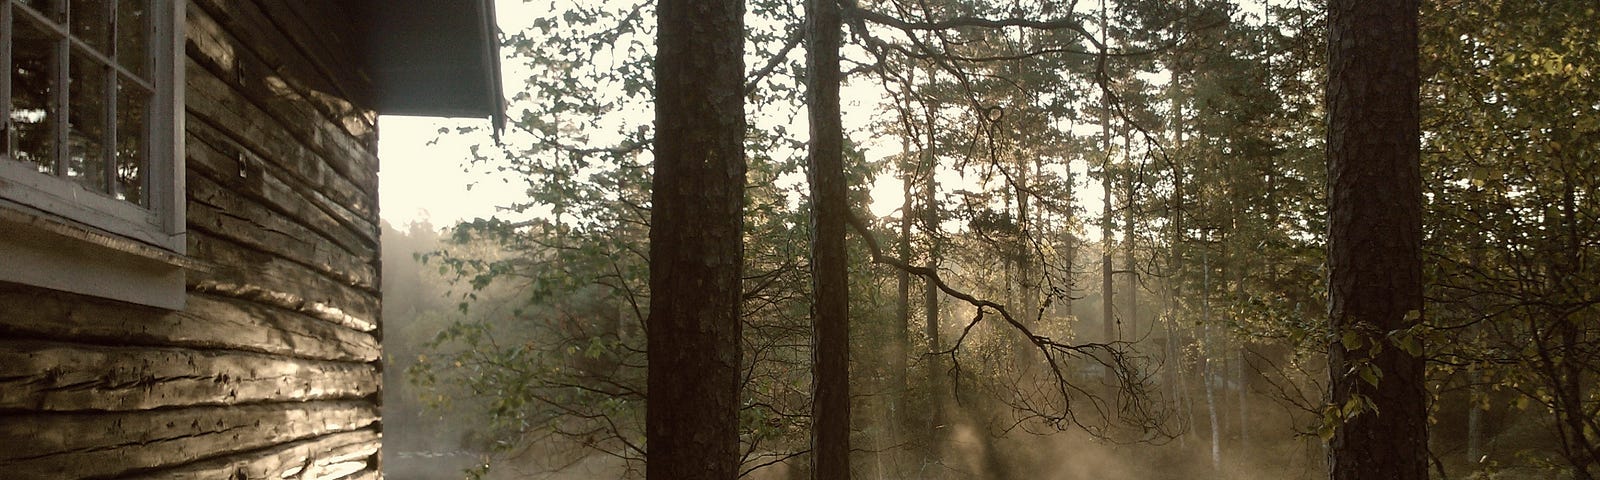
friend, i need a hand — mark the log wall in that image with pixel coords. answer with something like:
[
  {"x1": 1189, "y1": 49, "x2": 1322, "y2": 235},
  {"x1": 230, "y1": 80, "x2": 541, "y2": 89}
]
[{"x1": 0, "y1": 1, "x2": 385, "y2": 478}]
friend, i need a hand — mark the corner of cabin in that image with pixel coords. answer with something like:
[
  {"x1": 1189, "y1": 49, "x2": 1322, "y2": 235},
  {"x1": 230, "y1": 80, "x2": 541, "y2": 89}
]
[{"x1": 0, "y1": 1, "x2": 502, "y2": 478}]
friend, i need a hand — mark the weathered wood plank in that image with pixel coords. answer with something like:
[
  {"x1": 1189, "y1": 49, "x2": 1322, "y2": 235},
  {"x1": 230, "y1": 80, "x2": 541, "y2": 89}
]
[
  {"x1": 0, "y1": 287, "x2": 378, "y2": 361},
  {"x1": 187, "y1": 229, "x2": 380, "y2": 326},
  {"x1": 188, "y1": 283, "x2": 377, "y2": 333},
  {"x1": 247, "y1": 0, "x2": 379, "y2": 148},
  {"x1": 182, "y1": 103, "x2": 379, "y2": 252},
  {"x1": 187, "y1": 173, "x2": 377, "y2": 290},
  {"x1": 183, "y1": 61, "x2": 379, "y2": 237},
  {"x1": 186, "y1": 1, "x2": 380, "y2": 189},
  {"x1": 120, "y1": 428, "x2": 378, "y2": 480},
  {"x1": 0, "y1": 340, "x2": 378, "y2": 411},
  {"x1": 0, "y1": 400, "x2": 378, "y2": 479},
  {"x1": 186, "y1": 126, "x2": 377, "y2": 260}
]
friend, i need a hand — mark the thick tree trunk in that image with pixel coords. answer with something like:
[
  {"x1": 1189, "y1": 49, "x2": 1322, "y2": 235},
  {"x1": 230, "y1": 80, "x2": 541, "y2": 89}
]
[
  {"x1": 646, "y1": 0, "x2": 746, "y2": 478},
  {"x1": 806, "y1": 0, "x2": 850, "y2": 477},
  {"x1": 1325, "y1": 1, "x2": 1425, "y2": 479}
]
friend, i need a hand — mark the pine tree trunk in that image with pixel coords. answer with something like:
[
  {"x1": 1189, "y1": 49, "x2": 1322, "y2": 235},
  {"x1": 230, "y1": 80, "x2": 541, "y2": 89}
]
[
  {"x1": 892, "y1": 118, "x2": 913, "y2": 479},
  {"x1": 1202, "y1": 247, "x2": 1221, "y2": 470},
  {"x1": 1325, "y1": 1, "x2": 1425, "y2": 478},
  {"x1": 923, "y1": 99, "x2": 945, "y2": 453},
  {"x1": 806, "y1": 0, "x2": 850, "y2": 476},
  {"x1": 1098, "y1": 0, "x2": 1117, "y2": 395},
  {"x1": 1123, "y1": 134, "x2": 1138, "y2": 339},
  {"x1": 646, "y1": 0, "x2": 746, "y2": 477}
]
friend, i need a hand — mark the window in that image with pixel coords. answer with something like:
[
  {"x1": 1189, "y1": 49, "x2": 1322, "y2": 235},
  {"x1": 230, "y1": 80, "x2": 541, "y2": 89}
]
[{"x1": 1, "y1": 0, "x2": 184, "y2": 308}]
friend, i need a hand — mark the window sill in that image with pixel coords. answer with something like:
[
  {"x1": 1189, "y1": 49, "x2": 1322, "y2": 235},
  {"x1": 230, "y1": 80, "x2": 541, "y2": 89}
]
[{"x1": 0, "y1": 205, "x2": 199, "y2": 310}]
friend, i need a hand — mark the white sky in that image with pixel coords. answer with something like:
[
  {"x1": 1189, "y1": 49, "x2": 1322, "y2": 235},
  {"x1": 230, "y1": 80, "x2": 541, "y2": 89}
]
[{"x1": 377, "y1": 0, "x2": 1118, "y2": 234}]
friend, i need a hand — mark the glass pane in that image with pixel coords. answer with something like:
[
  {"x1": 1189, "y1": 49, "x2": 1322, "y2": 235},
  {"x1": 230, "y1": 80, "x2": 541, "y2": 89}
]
[
  {"x1": 67, "y1": 52, "x2": 109, "y2": 193},
  {"x1": 19, "y1": 0, "x2": 64, "y2": 23},
  {"x1": 115, "y1": 0, "x2": 148, "y2": 78},
  {"x1": 68, "y1": 0, "x2": 110, "y2": 54},
  {"x1": 115, "y1": 78, "x2": 149, "y2": 205},
  {"x1": 11, "y1": 15, "x2": 59, "y2": 174}
]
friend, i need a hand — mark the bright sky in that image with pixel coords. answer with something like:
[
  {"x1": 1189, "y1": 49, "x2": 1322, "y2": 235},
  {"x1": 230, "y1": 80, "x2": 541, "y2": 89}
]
[{"x1": 377, "y1": 0, "x2": 1116, "y2": 234}]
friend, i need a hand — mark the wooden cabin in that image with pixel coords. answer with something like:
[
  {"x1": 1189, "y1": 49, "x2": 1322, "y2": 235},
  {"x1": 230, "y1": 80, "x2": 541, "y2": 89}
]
[{"x1": 0, "y1": 0, "x2": 503, "y2": 478}]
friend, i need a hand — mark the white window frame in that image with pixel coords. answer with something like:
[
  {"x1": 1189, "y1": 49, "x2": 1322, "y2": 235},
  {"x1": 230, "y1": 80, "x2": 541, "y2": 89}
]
[{"x1": 0, "y1": 0, "x2": 185, "y2": 309}]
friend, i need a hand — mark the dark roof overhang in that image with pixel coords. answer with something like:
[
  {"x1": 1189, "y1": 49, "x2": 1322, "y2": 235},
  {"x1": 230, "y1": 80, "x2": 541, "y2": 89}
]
[{"x1": 357, "y1": 0, "x2": 506, "y2": 136}]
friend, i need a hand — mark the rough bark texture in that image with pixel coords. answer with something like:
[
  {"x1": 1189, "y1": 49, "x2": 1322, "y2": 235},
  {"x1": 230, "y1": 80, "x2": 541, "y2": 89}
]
[
  {"x1": 646, "y1": 0, "x2": 746, "y2": 478},
  {"x1": 806, "y1": 0, "x2": 851, "y2": 477},
  {"x1": 1325, "y1": 1, "x2": 1426, "y2": 479}
]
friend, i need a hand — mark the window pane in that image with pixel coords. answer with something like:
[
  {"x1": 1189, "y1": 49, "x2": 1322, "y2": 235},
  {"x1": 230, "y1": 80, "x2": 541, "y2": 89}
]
[
  {"x1": 68, "y1": 0, "x2": 110, "y2": 54},
  {"x1": 10, "y1": 15, "x2": 58, "y2": 174},
  {"x1": 115, "y1": 78, "x2": 149, "y2": 205},
  {"x1": 115, "y1": 0, "x2": 148, "y2": 79},
  {"x1": 67, "y1": 52, "x2": 109, "y2": 193},
  {"x1": 19, "y1": 0, "x2": 64, "y2": 23}
]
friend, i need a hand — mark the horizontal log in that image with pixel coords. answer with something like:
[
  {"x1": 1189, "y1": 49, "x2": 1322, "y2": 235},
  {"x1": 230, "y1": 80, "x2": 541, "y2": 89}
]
[
  {"x1": 187, "y1": 127, "x2": 377, "y2": 260},
  {"x1": 187, "y1": 174, "x2": 377, "y2": 290},
  {"x1": 122, "y1": 428, "x2": 379, "y2": 480},
  {"x1": 0, "y1": 400, "x2": 378, "y2": 479},
  {"x1": 0, "y1": 339, "x2": 378, "y2": 412},
  {"x1": 189, "y1": 282, "x2": 377, "y2": 333},
  {"x1": 240, "y1": 0, "x2": 378, "y2": 148},
  {"x1": 183, "y1": 56, "x2": 378, "y2": 235},
  {"x1": 187, "y1": 229, "x2": 380, "y2": 324},
  {"x1": 186, "y1": 1, "x2": 379, "y2": 185},
  {"x1": 0, "y1": 287, "x2": 378, "y2": 360}
]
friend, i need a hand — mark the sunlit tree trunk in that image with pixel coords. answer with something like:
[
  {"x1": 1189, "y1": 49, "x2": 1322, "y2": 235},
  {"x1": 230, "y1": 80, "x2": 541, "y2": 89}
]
[
  {"x1": 1325, "y1": 0, "x2": 1425, "y2": 478},
  {"x1": 646, "y1": 0, "x2": 746, "y2": 477}
]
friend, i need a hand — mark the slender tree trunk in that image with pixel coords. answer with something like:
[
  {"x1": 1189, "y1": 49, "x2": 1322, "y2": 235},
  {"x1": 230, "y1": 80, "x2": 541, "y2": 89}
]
[
  {"x1": 923, "y1": 99, "x2": 945, "y2": 452},
  {"x1": 1017, "y1": 153, "x2": 1037, "y2": 367},
  {"x1": 1203, "y1": 246, "x2": 1221, "y2": 470},
  {"x1": 1166, "y1": 66, "x2": 1188, "y2": 446},
  {"x1": 1063, "y1": 155, "x2": 1075, "y2": 319},
  {"x1": 1123, "y1": 134, "x2": 1138, "y2": 339},
  {"x1": 806, "y1": 0, "x2": 850, "y2": 476},
  {"x1": 1098, "y1": 0, "x2": 1117, "y2": 395},
  {"x1": 646, "y1": 0, "x2": 746, "y2": 478},
  {"x1": 892, "y1": 111, "x2": 913, "y2": 479},
  {"x1": 1465, "y1": 364, "x2": 1483, "y2": 466},
  {"x1": 1325, "y1": 1, "x2": 1425, "y2": 478}
]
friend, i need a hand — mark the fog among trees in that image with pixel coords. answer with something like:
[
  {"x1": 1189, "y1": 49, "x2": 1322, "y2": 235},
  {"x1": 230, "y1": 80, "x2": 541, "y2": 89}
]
[{"x1": 381, "y1": 0, "x2": 1600, "y2": 478}]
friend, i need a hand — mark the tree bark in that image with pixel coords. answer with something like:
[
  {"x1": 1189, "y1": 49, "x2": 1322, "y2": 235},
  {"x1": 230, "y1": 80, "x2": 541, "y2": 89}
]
[
  {"x1": 1098, "y1": 0, "x2": 1117, "y2": 394},
  {"x1": 646, "y1": 0, "x2": 746, "y2": 478},
  {"x1": 892, "y1": 109, "x2": 913, "y2": 477},
  {"x1": 806, "y1": 0, "x2": 850, "y2": 477},
  {"x1": 923, "y1": 99, "x2": 945, "y2": 452},
  {"x1": 1325, "y1": 1, "x2": 1425, "y2": 479}
]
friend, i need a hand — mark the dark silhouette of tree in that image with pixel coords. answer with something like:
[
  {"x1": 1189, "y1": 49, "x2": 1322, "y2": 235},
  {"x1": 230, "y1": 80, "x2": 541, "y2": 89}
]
[
  {"x1": 1324, "y1": 1, "x2": 1426, "y2": 478},
  {"x1": 647, "y1": 0, "x2": 746, "y2": 478},
  {"x1": 806, "y1": 0, "x2": 850, "y2": 478}
]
